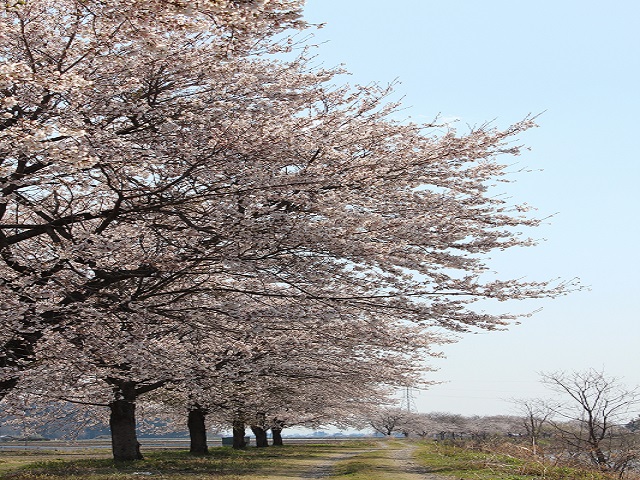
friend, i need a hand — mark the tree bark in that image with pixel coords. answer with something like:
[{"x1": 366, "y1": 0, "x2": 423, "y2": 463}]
[
  {"x1": 109, "y1": 398, "x2": 142, "y2": 461},
  {"x1": 271, "y1": 426, "x2": 284, "y2": 446},
  {"x1": 251, "y1": 425, "x2": 269, "y2": 447},
  {"x1": 591, "y1": 443, "x2": 608, "y2": 467},
  {"x1": 188, "y1": 407, "x2": 209, "y2": 455},
  {"x1": 232, "y1": 419, "x2": 247, "y2": 450}
]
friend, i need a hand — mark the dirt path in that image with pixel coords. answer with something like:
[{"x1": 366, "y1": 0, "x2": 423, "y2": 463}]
[
  {"x1": 300, "y1": 442, "x2": 448, "y2": 480},
  {"x1": 389, "y1": 443, "x2": 449, "y2": 480},
  {"x1": 301, "y1": 449, "x2": 373, "y2": 478}
]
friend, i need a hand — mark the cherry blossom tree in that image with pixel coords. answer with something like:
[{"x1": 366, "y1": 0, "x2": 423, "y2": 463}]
[
  {"x1": 6, "y1": 311, "x2": 191, "y2": 459},
  {"x1": 367, "y1": 407, "x2": 409, "y2": 437},
  {"x1": 1, "y1": 0, "x2": 577, "y2": 462},
  {"x1": 149, "y1": 303, "x2": 438, "y2": 452},
  {"x1": 0, "y1": 0, "x2": 305, "y2": 394}
]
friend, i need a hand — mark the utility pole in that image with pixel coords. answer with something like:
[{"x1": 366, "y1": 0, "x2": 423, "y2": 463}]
[{"x1": 400, "y1": 386, "x2": 416, "y2": 413}]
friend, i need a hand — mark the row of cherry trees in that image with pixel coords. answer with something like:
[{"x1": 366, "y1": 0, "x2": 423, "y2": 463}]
[{"x1": 1, "y1": 0, "x2": 571, "y2": 460}]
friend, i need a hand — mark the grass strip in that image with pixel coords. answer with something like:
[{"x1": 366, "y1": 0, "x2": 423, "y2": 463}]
[
  {"x1": 413, "y1": 441, "x2": 621, "y2": 480},
  {"x1": 0, "y1": 442, "x2": 376, "y2": 480}
]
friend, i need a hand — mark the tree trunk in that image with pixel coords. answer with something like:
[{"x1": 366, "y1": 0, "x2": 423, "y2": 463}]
[
  {"x1": 106, "y1": 378, "x2": 166, "y2": 461},
  {"x1": 271, "y1": 426, "x2": 284, "y2": 446},
  {"x1": 251, "y1": 425, "x2": 269, "y2": 447},
  {"x1": 109, "y1": 398, "x2": 142, "y2": 461},
  {"x1": 188, "y1": 407, "x2": 209, "y2": 455},
  {"x1": 592, "y1": 445, "x2": 608, "y2": 468},
  {"x1": 232, "y1": 419, "x2": 247, "y2": 450}
]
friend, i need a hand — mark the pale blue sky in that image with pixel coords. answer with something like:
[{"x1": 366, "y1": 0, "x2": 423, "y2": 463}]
[{"x1": 302, "y1": 1, "x2": 640, "y2": 415}]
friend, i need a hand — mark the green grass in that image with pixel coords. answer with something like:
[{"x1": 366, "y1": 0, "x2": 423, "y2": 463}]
[
  {"x1": 0, "y1": 440, "x2": 632, "y2": 480},
  {"x1": 0, "y1": 449, "x2": 111, "y2": 476},
  {"x1": 0, "y1": 443, "x2": 376, "y2": 480},
  {"x1": 2, "y1": 449, "x2": 256, "y2": 479},
  {"x1": 413, "y1": 441, "x2": 621, "y2": 480}
]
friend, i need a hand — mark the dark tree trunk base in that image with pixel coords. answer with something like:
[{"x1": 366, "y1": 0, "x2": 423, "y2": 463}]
[
  {"x1": 232, "y1": 420, "x2": 247, "y2": 450},
  {"x1": 110, "y1": 399, "x2": 143, "y2": 461},
  {"x1": 271, "y1": 427, "x2": 283, "y2": 446},
  {"x1": 188, "y1": 408, "x2": 209, "y2": 455},
  {"x1": 251, "y1": 425, "x2": 269, "y2": 448}
]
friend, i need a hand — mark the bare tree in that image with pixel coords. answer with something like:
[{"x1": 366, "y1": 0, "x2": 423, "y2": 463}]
[
  {"x1": 514, "y1": 398, "x2": 552, "y2": 455},
  {"x1": 542, "y1": 370, "x2": 640, "y2": 475}
]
